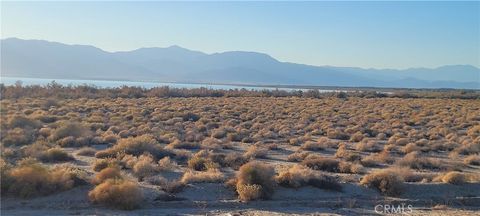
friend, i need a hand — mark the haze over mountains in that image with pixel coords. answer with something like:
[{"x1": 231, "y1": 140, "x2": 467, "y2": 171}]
[{"x1": 1, "y1": 38, "x2": 479, "y2": 89}]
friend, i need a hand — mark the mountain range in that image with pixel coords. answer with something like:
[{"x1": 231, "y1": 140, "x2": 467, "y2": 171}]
[{"x1": 1, "y1": 38, "x2": 479, "y2": 89}]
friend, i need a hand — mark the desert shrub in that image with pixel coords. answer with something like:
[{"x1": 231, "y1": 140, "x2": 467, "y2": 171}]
[
  {"x1": 167, "y1": 139, "x2": 200, "y2": 149},
  {"x1": 437, "y1": 172, "x2": 466, "y2": 185},
  {"x1": 338, "y1": 162, "x2": 365, "y2": 174},
  {"x1": 157, "y1": 157, "x2": 177, "y2": 171},
  {"x1": 301, "y1": 141, "x2": 325, "y2": 151},
  {"x1": 360, "y1": 169, "x2": 404, "y2": 196},
  {"x1": 236, "y1": 184, "x2": 263, "y2": 201},
  {"x1": 95, "y1": 135, "x2": 168, "y2": 159},
  {"x1": 133, "y1": 154, "x2": 158, "y2": 180},
  {"x1": 187, "y1": 156, "x2": 218, "y2": 171},
  {"x1": 181, "y1": 170, "x2": 224, "y2": 184},
  {"x1": 201, "y1": 137, "x2": 223, "y2": 150},
  {"x1": 92, "y1": 158, "x2": 121, "y2": 172},
  {"x1": 2, "y1": 127, "x2": 35, "y2": 146},
  {"x1": 3, "y1": 160, "x2": 83, "y2": 198},
  {"x1": 301, "y1": 156, "x2": 339, "y2": 172},
  {"x1": 350, "y1": 132, "x2": 364, "y2": 142},
  {"x1": 8, "y1": 115, "x2": 41, "y2": 129},
  {"x1": 287, "y1": 151, "x2": 310, "y2": 162},
  {"x1": 276, "y1": 165, "x2": 341, "y2": 191},
  {"x1": 397, "y1": 151, "x2": 443, "y2": 170},
  {"x1": 92, "y1": 167, "x2": 123, "y2": 185},
  {"x1": 50, "y1": 122, "x2": 91, "y2": 141},
  {"x1": 464, "y1": 154, "x2": 480, "y2": 165},
  {"x1": 335, "y1": 144, "x2": 362, "y2": 162},
  {"x1": 236, "y1": 161, "x2": 276, "y2": 201},
  {"x1": 224, "y1": 153, "x2": 249, "y2": 169},
  {"x1": 211, "y1": 128, "x2": 227, "y2": 139},
  {"x1": 355, "y1": 139, "x2": 381, "y2": 152},
  {"x1": 327, "y1": 129, "x2": 350, "y2": 140},
  {"x1": 88, "y1": 179, "x2": 143, "y2": 210},
  {"x1": 77, "y1": 147, "x2": 97, "y2": 156},
  {"x1": 243, "y1": 145, "x2": 268, "y2": 159},
  {"x1": 39, "y1": 148, "x2": 74, "y2": 163},
  {"x1": 403, "y1": 143, "x2": 421, "y2": 154}
]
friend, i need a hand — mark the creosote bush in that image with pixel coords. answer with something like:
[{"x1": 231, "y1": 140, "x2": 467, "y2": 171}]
[
  {"x1": 360, "y1": 169, "x2": 404, "y2": 196},
  {"x1": 235, "y1": 161, "x2": 276, "y2": 201},
  {"x1": 1, "y1": 159, "x2": 84, "y2": 198},
  {"x1": 276, "y1": 165, "x2": 341, "y2": 191},
  {"x1": 88, "y1": 179, "x2": 143, "y2": 210}
]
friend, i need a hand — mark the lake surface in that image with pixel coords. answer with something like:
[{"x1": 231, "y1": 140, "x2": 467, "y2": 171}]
[{"x1": 0, "y1": 76, "x2": 340, "y2": 92}]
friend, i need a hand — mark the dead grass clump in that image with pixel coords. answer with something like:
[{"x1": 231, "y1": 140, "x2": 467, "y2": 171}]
[
  {"x1": 88, "y1": 179, "x2": 143, "y2": 210},
  {"x1": 276, "y1": 165, "x2": 341, "y2": 191},
  {"x1": 92, "y1": 167, "x2": 123, "y2": 185},
  {"x1": 360, "y1": 169, "x2": 404, "y2": 196},
  {"x1": 335, "y1": 144, "x2": 362, "y2": 162},
  {"x1": 236, "y1": 161, "x2": 276, "y2": 201}
]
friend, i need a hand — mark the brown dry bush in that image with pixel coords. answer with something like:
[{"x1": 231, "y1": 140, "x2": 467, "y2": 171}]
[
  {"x1": 464, "y1": 154, "x2": 480, "y2": 165},
  {"x1": 235, "y1": 161, "x2": 276, "y2": 201},
  {"x1": 276, "y1": 165, "x2": 342, "y2": 191},
  {"x1": 301, "y1": 156, "x2": 339, "y2": 172},
  {"x1": 2, "y1": 160, "x2": 84, "y2": 198},
  {"x1": 92, "y1": 158, "x2": 121, "y2": 172},
  {"x1": 157, "y1": 156, "x2": 178, "y2": 171},
  {"x1": 92, "y1": 167, "x2": 123, "y2": 185},
  {"x1": 397, "y1": 151, "x2": 444, "y2": 170},
  {"x1": 95, "y1": 135, "x2": 168, "y2": 159},
  {"x1": 287, "y1": 151, "x2": 310, "y2": 162},
  {"x1": 88, "y1": 179, "x2": 143, "y2": 210},
  {"x1": 77, "y1": 147, "x2": 97, "y2": 156},
  {"x1": 243, "y1": 145, "x2": 268, "y2": 159},
  {"x1": 360, "y1": 169, "x2": 404, "y2": 196},
  {"x1": 435, "y1": 172, "x2": 466, "y2": 185},
  {"x1": 38, "y1": 148, "x2": 74, "y2": 163},
  {"x1": 2, "y1": 127, "x2": 36, "y2": 146},
  {"x1": 180, "y1": 170, "x2": 224, "y2": 184},
  {"x1": 8, "y1": 115, "x2": 41, "y2": 129},
  {"x1": 133, "y1": 154, "x2": 158, "y2": 180},
  {"x1": 50, "y1": 122, "x2": 91, "y2": 141}
]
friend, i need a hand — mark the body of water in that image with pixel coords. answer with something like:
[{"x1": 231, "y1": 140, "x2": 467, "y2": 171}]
[{"x1": 0, "y1": 76, "x2": 341, "y2": 92}]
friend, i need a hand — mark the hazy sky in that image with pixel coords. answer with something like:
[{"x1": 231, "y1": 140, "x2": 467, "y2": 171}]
[{"x1": 2, "y1": 1, "x2": 479, "y2": 69}]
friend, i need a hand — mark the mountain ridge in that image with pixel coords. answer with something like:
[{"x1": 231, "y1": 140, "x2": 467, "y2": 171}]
[{"x1": 1, "y1": 38, "x2": 479, "y2": 89}]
